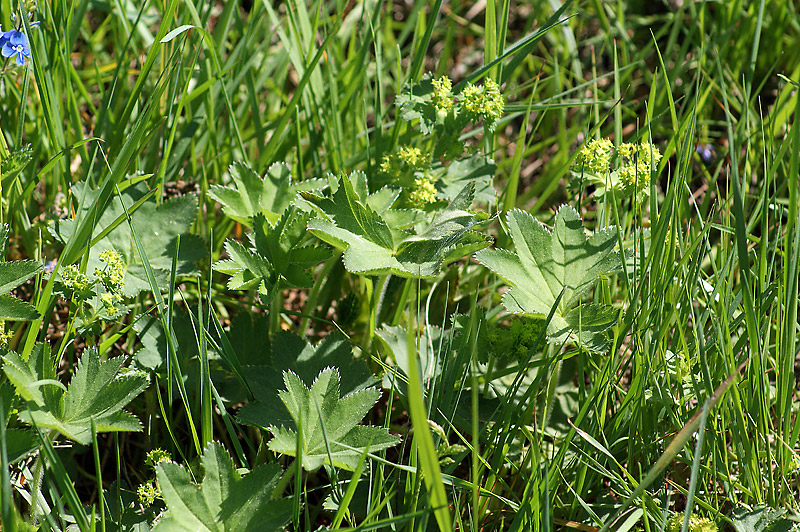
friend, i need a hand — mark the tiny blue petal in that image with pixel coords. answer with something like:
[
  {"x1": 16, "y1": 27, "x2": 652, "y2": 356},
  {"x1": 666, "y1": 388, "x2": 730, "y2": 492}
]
[
  {"x1": 6, "y1": 30, "x2": 27, "y2": 46},
  {"x1": 1, "y1": 42, "x2": 15, "y2": 58}
]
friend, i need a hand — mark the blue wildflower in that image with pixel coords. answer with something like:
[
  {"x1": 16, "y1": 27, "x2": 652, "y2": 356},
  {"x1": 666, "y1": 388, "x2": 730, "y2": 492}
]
[
  {"x1": 695, "y1": 144, "x2": 715, "y2": 164},
  {"x1": 1, "y1": 29, "x2": 31, "y2": 66}
]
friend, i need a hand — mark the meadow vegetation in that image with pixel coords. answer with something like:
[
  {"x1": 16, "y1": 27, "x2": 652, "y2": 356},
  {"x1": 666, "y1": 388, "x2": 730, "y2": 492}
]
[{"x1": 1, "y1": 0, "x2": 799, "y2": 530}]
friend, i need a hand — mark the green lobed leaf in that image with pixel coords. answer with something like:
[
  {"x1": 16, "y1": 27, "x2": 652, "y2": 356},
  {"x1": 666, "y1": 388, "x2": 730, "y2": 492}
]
[
  {"x1": 51, "y1": 182, "x2": 206, "y2": 297},
  {"x1": 729, "y1": 505, "x2": 797, "y2": 532},
  {"x1": 238, "y1": 330, "x2": 375, "y2": 431},
  {"x1": 436, "y1": 152, "x2": 497, "y2": 204},
  {"x1": 475, "y1": 206, "x2": 621, "y2": 352},
  {"x1": 305, "y1": 175, "x2": 489, "y2": 277},
  {"x1": 267, "y1": 367, "x2": 399, "y2": 471},
  {"x1": 209, "y1": 161, "x2": 326, "y2": 226},
  {"x1": 0, "y1": 260, "x2": 43, "y2": 296},
  {"x1": 0, "y1": 144, "x2": 33, "y2": 181},
  {"x1": 3, "y1": 347, "x2": 149, "y2": 445},
  {"x1": 214, "y1": 207, "x2": 332, "y2": 302},
  {"x1": 155, "y1": 442, "x2": 292, "y2": 532},
  {"x1": 395, "y1": 77, "x2": 438, "y2": 135},
  {"x1": 2, "y1": 428, "x2": 39, "y2": 464},
  {"x1": 0, "y1": 295, "x2": 40, "y2": 320},
  {"x1": 0, "y1": 255, "x2": 42, "y2": 321}
]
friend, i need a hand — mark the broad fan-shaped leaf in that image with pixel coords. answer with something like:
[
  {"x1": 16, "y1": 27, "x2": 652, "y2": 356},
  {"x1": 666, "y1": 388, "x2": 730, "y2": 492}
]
[
  {"x1": 209, "y1": 161, "x2": 326, "y2": 226},
  {"x1": 51, "y1": 182, "x2": 206, "y2": 297},
  {"x1": 155, "y1": 442, "x2": 292, "y2": 532},
  {"x1": 238, "y1": 330, "x2": 375, "y2": 431},
  {"x1": 0, "y1": 225, "x2": 42, "y2": 320},
  {"x1": 304, "y1": 174, "x2": 490, "y2": 277},
  {"x1": 268, "y1": 367, "x2": 400, "y2": 471},
  {"x1": 436, "y1": 152, "x2": 497, "y2": 204},
  {"x1": 475, "y1": 206, "x2": 621, "y2": 352},
  {"x1": 3, "y1": 347, "x2": 148, "y2": 445},
  {"x1": 214, "y1": 207, "x2": 332, "y2": 302},
  {"x1": 729, "y1": 505, "x2": 795, "y2": 532}
]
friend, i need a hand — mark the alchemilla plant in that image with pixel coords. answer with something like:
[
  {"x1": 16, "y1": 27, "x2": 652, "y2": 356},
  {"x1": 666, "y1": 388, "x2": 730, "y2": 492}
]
[{"x1": 0, "y1": 2, "x2": 798, "y2": 531}]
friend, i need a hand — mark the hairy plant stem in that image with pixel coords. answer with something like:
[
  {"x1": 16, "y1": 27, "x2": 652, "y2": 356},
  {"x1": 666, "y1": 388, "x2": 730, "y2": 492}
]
[{"x1": 28, "y1": 430, "x2": 57, "y2": 525}]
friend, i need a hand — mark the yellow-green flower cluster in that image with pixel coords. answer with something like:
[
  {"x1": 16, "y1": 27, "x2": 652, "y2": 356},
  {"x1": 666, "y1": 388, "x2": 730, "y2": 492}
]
[
  {"x1": 379, "y1": 146, "x2": 428, "y2": 179},
  {"x1": 145, "y1": 448, "x2": 172, "y2": 468},
  {"x1": 666, "y1": 513, "x2": 717, "y2": 532},
  {"x1": 0, "y1": 329, "x2": 12, "y2": 348},
  {"x1": 408, "y1": 174, "x2": 438, "y2": 207},
  {"x1": 618, "y1": 141, "x2": 662, "y2": 193},
  {"x1": 100, "y1": 292, "x2": 124, "y2": 317},
  {"x1": 60, "y1": 265, "x2": 92, "y2": 295},
  {"x1": 431, "y1": 76, "x2": 453, "y2": 114},
  {"x1": 577, "y1": 138, "x2": 614, "y2": 175},
  {"x1": 137, "y1": 479, "x2": 160, "y2": 506},
  {"x1": 95, "y1": 250, "x2": 125, "y2": 293},
  {"x1": 458, "y1": 78, "x2": 505, "y2": 131},
  {"x1": 137, "y1": 449, "x2": 172, "y2": 506}
]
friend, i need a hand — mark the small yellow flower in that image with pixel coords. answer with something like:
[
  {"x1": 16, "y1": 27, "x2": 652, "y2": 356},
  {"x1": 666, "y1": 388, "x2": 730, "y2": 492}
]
[
  {"x1": 0, "y1": 329, "x2": 12, "y2": 348},
  {"x1": 458, "y1": 78, "x2": 505, "y2": 131},
  {"x1": 95, "y1": 249, "x2": 125, "y2": 293},
  {"x1": 577, "y1": 138, "x2": 614, "y2": 175},
  {"x1": 145, "y1": 448, "x2": 172, "y2": 468},
  {"x1": 61, "y1": 265, "x2": 92, "y2": 293},
  {"x1": 380, "y1": 147, "x2": 428, "y2": 179},
  {"x1": 618, "y1": 141, "x2": 662, "y2": 193},
  {"x1": 666, "y1": 513, "x2": 717, "y2": 532},
  {"x1": 409, "y1": 174, "x2": 438, "y2": 207},
  {"x1": 137, "y1": 480, "x2": 160, "y2": 506},
  {"x1": 398, "y1": 146, "x2": 426, "y2": 169},
  {"x1": 431, "y1": 76, "x2": 453, "y2": 114}
]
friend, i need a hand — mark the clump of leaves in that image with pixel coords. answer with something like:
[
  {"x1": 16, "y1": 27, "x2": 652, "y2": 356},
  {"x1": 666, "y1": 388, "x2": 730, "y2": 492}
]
[
  {"x1": 238, "y1": 330, "x2": 375, "y2": 433},
  {"x1": 268, "y1": 367, "x2": 400, "y2": 471},
  {"x1": 2, "y1": 345, "x2": 149, "y2": 445},
  {"x1": 379, "y1": 74, "x2": 501, "y2": 204},
  {"x1": 429, "y1": 420, "x2": 466, "y2": 466},
  {"x1": 476, "y1": 206, "x2": 621, "y2": 352},
  {"x1": 51, "y1": 181, "x2": 206, "y2": 296},
  {"x1": 0, "y1": 224, "x2": 42, "y2": 323},
  {"x1": 154, "y1": 442, "x2": 292, "y2": 531},
  {"x1": 302, "y1": 173, "x2": 491, "y2": 278},
  {"x1": 486, "y1": 315, "x2": 545, "y2": 360},
  {"x1": 208, "y1": 162, "x2": 326, "y2": 226},
  {"x1": 214, "y1": 206, "x2": 332, "y2": 303}
]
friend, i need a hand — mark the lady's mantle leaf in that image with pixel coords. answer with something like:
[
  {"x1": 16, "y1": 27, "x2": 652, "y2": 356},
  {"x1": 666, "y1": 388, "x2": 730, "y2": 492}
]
[
  {"x1": 209, "y1": 162, "x2": 326, "y2": 226},
  {"x1": 51, "y1": 183, "x2": 206, "y2": 296},
  {"x1": 0, "y1": 224, "x2": 42, "y2": 320},
  {"x1": 238, "y1": 330, "x2": 375, "y2": 430},
  {"x1": 268, "y1": 367, "x2": 400, "y2": 471},
  {"x1": 2, "y1": 346, "x2": 148, "y2": 445},
  {"x1": 729, "y1": 505, "x2": 795, "y2": 532},
  {"x1": 475, "y1": 206, "x2": 621, "y2": 352},
  {"x1": 214, "y1": 207, "x2": 332, "y2": 303},
  {"x1": 304, "y1": 175, "x2": 490, "y2": 277},
  {"x1": 155, "y1": 442, "x2": 292, "y2": 532}
]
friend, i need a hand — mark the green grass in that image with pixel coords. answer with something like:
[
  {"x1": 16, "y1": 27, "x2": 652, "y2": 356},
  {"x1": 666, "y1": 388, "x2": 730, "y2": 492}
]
[{"x1": 1, "y1": 0, "x2": 800, "y2": 530}]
